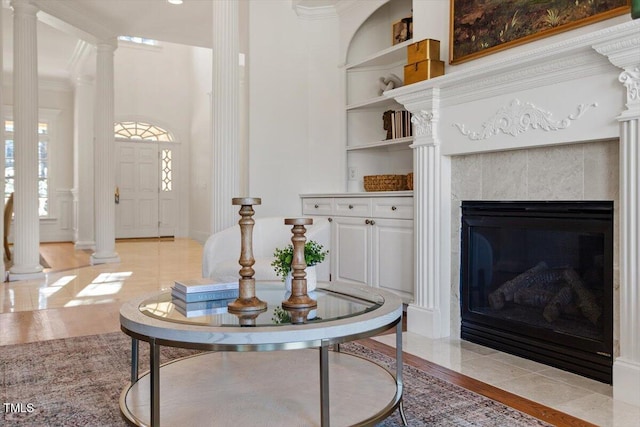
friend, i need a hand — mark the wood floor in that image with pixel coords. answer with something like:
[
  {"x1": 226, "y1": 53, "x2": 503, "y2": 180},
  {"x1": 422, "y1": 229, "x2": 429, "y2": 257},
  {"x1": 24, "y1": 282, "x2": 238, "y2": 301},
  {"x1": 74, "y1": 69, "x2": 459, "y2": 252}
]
[{"x1": 2, "y1": 240, "x2": 593, "y2": 427}]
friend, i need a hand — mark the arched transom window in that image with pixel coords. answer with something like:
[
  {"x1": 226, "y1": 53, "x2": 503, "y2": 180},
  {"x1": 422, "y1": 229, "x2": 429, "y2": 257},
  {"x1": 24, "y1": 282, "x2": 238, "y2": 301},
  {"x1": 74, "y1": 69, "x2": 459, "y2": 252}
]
[{"x1": 114, "y1": 121, "x2": 174, "y2": 142}]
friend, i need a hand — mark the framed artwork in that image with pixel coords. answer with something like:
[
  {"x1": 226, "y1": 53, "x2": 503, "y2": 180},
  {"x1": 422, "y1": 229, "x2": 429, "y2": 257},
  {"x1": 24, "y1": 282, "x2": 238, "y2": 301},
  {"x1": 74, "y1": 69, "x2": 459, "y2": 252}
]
[
  {"x1": 450, "y1": 0, "x2": 630, "y2": 64},
  {"x1": 392, "y1": 16, "x2": 413, "y2": 45}
]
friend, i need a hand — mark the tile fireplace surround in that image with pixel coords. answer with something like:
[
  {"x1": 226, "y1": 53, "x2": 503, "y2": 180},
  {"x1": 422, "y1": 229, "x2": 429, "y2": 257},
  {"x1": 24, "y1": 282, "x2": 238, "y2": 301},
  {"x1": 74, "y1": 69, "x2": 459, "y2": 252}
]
[{"x1": 386, "y1": 19, "x2": 640, "y2": 406}]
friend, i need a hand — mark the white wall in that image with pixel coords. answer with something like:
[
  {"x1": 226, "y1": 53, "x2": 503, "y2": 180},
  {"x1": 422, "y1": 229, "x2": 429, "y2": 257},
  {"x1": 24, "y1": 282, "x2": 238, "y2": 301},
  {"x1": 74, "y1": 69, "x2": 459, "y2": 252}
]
[
  {"x1": 187, "y1": 46, "x2": 213, "y2": 243},
  {"x1": 248, "y1": 0, "x2": 342, "y2": 218},
  {"x1": 3, "y1": 79, "x2": 75, "y2": 242},
  {"x1": 114, "y1": 40, "x2": 194, "y2": 237}
]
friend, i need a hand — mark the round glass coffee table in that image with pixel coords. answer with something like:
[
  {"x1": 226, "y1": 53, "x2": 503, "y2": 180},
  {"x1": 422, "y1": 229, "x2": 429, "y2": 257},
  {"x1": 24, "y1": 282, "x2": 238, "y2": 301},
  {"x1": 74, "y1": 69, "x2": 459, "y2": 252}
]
[{"x1": 119, "y1": 281, "x2": 406, "y2": 427}]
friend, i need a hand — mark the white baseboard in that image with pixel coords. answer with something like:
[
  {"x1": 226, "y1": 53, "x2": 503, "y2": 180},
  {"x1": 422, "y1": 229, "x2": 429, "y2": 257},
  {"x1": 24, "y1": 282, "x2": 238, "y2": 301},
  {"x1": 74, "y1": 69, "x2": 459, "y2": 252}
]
[
  {"x1": 613, "y1": 357, "x2": 640, "y2": 407},
  {"x1": 406, "y1": 304, "x2": 448, "y2": 339}
]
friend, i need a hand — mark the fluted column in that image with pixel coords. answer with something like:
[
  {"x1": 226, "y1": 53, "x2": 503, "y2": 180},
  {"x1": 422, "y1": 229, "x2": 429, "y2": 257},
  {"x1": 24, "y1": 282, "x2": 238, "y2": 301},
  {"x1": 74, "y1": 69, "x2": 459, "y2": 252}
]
[
  {"x1": 594, "y1": 29, "x2": 640, "y2": 407},
  {"x1": 403, "y1": 88, "x2": 451, "y2": 338},
  {"x1": 0, "y1": 3, "x2": 4, "y2": 282},
  {"x1": 91, "y1": 40, "x2": 119, "y2": 265},
  {"x1": 211, "y1": 0, "x2": 240, "y2": 233},
  {"x1": 9, "y1": 0, "x2": 43, "y2": 279},
  {"x1": 73, "y1": 74, "x2": 95, "y2": 250}
]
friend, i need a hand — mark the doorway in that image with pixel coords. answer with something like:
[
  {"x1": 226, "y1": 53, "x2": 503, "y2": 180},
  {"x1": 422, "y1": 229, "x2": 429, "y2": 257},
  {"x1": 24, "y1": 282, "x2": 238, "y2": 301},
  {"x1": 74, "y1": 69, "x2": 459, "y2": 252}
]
[{"x1": 115, "y1": 141, "x2": 177, "y2": 239}]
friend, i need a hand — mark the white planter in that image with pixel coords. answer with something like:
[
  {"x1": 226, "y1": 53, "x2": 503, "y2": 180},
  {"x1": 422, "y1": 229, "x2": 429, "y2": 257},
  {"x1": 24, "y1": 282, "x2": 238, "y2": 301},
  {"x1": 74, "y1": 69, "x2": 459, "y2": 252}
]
[{"x1": 284, "y1": 264, "x2": 317, "y2": 292}]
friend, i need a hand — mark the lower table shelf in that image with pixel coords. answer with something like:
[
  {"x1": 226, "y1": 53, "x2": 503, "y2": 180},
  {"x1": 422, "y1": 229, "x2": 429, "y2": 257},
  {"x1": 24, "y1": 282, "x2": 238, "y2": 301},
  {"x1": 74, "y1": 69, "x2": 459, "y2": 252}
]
[{"x1": 120, "y1": 349, "x2": 401, "y2": 426}]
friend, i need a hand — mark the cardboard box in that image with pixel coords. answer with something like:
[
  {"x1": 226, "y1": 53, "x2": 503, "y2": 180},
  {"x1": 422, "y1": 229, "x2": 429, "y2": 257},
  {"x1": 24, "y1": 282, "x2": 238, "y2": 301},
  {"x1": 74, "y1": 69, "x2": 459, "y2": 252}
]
[
  {"x1": 407, "y1": 39, "x2": 440, "y2": 63},
  {"x1": 404, "y1": 59, "x2": 445, "y2": 85}
]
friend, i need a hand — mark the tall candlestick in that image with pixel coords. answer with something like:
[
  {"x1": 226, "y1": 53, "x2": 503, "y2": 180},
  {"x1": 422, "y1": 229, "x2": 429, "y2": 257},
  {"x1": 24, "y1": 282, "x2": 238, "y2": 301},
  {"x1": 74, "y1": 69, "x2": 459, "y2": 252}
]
[
  {"x1": 282, "y1": 218, "x2": 317, "y2": 310},
  {"x1": 227, "y1": 197, "x2": 267, "y2": 312}
]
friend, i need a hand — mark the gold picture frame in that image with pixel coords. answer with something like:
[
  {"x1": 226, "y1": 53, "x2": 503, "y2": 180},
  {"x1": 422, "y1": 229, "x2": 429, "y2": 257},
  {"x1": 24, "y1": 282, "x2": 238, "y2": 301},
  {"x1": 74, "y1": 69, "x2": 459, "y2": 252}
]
[{"x1": 449, "y1": 0, "x2": 630, "y2": 64}]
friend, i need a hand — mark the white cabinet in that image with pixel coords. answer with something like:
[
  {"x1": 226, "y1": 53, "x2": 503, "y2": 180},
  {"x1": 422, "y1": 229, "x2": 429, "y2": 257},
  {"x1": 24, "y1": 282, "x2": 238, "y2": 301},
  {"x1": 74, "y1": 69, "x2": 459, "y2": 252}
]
[
  {"x1": 302, "y1": 193, "x2": 414, "y2": 303},
  {"x1": 371, "y1": 218, "x2": 414, "y2": 301},
  {"x1": 344, "y1": 0, "x2": 414, "y2": 192},
  {"x1": 332, "y1": 216, "x2": 370, "y2": 285}
]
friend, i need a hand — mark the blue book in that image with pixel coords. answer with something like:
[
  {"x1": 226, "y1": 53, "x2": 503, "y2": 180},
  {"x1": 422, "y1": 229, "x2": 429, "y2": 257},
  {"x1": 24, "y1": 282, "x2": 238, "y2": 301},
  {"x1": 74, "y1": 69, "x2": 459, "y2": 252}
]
[
  {"x1": 173, "y1": 278, "x2": 238, "y2": 294},
  {"x1": 174, "y1": 304, "x2": 229, "y2": 318},
  {"x1": 171, "y1": 287, "x2": 239, "y2": 303}
]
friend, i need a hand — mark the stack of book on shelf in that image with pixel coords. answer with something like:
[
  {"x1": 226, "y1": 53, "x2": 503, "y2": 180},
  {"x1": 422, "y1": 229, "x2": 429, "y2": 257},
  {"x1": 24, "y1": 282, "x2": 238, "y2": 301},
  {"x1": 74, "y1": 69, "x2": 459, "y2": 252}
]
[
  {"x1": 171, "y1": 278, "x2": 239, "y2": 317},
  {"x1": 383, "y1": 110, "x2": 413, "y2": 140}
]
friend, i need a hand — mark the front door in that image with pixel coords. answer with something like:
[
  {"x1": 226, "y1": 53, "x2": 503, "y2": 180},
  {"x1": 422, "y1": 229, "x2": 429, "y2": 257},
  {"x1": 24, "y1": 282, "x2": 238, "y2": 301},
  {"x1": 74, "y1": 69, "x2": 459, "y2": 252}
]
[{"x1": 116, "y1": 141, "x2": 176, "y2": 239}]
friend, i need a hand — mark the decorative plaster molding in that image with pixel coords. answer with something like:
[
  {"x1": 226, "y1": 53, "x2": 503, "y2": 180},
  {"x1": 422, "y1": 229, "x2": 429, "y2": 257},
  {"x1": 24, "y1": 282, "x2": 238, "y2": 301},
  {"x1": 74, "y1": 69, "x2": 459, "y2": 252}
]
[
  {"x1": 411, "y1": 110, "x2": 436, "y2": 139},
  {"x1": 619, "y1": 67, "x2": 640, "y2": 105},
  {"x1": 443, "y1": 52, "x2": 607, "y2": 107},
  {"x1": 593, "y1": 28, "x2": 640, "y2": 71},
  {"x1": 292, "y1": 4, "x2": 337, "y2": 20},
  {"x1": 453, "y1": 99, "x2": 597, "y2": 141},
  {"x1": 32, "y1": 0, "x2": 114, "y2": 43},
  {"x1": 386, "y1": 20, "x2": 640, "y2": 108}
]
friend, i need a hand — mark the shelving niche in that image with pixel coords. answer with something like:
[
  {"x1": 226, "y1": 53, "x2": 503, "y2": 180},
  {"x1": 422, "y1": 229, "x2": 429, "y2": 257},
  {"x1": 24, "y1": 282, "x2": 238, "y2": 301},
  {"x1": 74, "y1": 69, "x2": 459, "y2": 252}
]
[{"x1": 345, "y1": 0, "x2": 413, "y2": 192}]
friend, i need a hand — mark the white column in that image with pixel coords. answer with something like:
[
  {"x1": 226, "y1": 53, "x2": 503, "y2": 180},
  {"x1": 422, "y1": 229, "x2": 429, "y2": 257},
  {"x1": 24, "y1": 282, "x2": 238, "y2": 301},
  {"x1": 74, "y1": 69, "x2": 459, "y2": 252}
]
[
  {"x1": 0, "y1": 3, "x2": 4, "y2": 281},
  {"x1": 73, "y1": 75, "x2": 95, "y2": 250},
  {"x1": 594, "y1": 33, "x2": 640, "y2": 407},
  {"x1": 9, "y1": 0, "x2": 43, "y2": 280},
  {"x1": 91, "y1": 40, "x2": 119, "y2": 265},
  {"x1": 211, "y1": 0, "x2": 240, "y2": 233},
  {"x1": 401, "y1": 88, "x2": 451, "y2": 338}
]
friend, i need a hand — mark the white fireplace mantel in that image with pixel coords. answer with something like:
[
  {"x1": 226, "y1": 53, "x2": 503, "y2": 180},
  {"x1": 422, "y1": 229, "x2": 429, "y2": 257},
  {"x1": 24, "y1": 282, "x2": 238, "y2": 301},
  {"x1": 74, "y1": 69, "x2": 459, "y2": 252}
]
[{"x1": 386, "y1": 19, "x2": 640, "y2": 407}]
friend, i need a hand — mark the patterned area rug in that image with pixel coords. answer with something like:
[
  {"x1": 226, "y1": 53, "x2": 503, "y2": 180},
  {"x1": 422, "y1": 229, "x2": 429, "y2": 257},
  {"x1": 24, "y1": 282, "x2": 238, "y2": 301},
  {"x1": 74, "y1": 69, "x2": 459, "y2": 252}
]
[{"x1": 0, "y1": 333, "x2": 551, "y2": 426}]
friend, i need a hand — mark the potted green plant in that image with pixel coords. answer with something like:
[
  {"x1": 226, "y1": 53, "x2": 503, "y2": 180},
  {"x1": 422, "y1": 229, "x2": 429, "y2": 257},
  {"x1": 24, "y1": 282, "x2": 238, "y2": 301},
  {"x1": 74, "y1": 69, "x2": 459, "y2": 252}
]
[{"x1": 271, "y1": 240, "x2": 328, "y2": 291}]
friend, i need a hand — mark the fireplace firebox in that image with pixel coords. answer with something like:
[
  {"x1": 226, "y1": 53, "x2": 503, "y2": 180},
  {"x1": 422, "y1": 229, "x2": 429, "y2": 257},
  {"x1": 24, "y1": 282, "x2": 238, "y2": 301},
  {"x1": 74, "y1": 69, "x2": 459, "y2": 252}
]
[{"x1": 460, "y1": 201, "x2": 613, "y2": 383}]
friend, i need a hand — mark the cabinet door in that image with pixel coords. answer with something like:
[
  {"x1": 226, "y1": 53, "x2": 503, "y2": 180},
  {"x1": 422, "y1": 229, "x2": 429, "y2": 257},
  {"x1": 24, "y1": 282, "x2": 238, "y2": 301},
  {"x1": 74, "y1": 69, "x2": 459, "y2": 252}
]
[
  {"x1": 331, "y1": 216, "x2": 371, "y2": 285},
  {"x1": 371, "y1": 218, "x2": 414, "y2": 302}
]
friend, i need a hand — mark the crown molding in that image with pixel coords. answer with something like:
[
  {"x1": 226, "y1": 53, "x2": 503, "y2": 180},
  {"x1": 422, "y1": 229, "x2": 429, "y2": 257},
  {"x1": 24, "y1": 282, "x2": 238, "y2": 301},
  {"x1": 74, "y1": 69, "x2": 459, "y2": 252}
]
[
  {"x1": 387, "y1": 19, "x2": 640, "y2": 108},
  {"x1": 293, "y1": 4, "x2": 337, "y2": 20},
  {"x1": 32, "y1": 0, "x2": 118, "y2": 43}
]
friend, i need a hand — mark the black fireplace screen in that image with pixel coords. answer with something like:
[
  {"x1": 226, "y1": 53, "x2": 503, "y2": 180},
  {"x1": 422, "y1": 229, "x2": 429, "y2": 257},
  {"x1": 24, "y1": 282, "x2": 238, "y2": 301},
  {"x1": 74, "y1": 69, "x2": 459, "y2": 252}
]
[{"x1": 461, "y1": 201, "x2": 613, "y2": 383}]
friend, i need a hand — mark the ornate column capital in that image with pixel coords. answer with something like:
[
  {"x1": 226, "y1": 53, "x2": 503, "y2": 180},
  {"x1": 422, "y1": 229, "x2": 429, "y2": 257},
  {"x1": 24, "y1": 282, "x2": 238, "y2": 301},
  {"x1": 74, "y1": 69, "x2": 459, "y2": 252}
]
[
  {"x1": 96, "y1": 37, "x2": 118, "y2": 52},
  {"x1": 619, "y1": 67, "x2": 640, "y2": 117},
  {"x1": 390, "y1": 87, "x2": 440, "y2": 147},
  {"x1": 10, "y1": 0, "x2": 38, "y2": 14},
  {"x1": 411, "y1": 110, "x2": 439, "y2": 146}
]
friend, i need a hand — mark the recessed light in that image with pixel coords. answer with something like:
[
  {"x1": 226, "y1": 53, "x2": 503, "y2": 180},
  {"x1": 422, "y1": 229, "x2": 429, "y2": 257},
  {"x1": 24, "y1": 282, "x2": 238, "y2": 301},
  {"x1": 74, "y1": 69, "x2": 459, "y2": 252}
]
[{"x1": 167, "y1": 0, "x2": 183, "y2": 5}]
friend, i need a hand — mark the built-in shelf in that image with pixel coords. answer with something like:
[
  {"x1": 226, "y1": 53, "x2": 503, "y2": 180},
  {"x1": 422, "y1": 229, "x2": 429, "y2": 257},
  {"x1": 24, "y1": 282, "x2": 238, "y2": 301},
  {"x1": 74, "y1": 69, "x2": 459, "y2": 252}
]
[
  {"x1": 347, "y1": 136, "x2": 413, "y2": 151},
  {"x1": 344, "y1": 0, "x2": 414, "y2": 193},
  {"x1": 346, "y1": 95, "x2": 402, "y2": 111},
  {"x1": 345, "y1": 39, "x2": 412, "y2": 70}
]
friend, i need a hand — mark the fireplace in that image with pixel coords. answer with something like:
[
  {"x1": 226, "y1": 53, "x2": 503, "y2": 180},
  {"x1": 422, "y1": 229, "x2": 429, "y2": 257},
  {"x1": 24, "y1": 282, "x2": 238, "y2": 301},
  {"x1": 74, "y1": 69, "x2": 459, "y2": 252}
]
[{"x1": 460, "y1": 201, "x2": 613, "y2": 383}]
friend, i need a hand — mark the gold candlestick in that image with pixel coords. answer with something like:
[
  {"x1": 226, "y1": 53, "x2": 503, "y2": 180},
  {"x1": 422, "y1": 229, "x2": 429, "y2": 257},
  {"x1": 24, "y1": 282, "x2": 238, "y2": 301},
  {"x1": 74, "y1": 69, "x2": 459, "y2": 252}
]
[
  {"x1": 228, "y1": 197, "x2": 267, "y2": 313},
  {"x1": 282, "y1": 218, "x2": 317, "y2": 310}
]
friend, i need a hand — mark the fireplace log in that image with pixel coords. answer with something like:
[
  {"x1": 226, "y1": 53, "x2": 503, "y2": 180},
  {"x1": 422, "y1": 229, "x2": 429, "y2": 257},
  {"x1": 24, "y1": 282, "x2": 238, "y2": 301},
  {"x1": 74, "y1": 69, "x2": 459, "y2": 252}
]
[
  {"x1": 514, "y1": 287, "x2": 557, "y2": 308},
  {"x1": 543, "y1": 286, "x2": 573, "y2": 323},
  {"x1": 564, "y1": 268, "x2": 601, "y2": 325},
  {"x1": 488, "y1": 261, "x2": 548, "y2": 309}
]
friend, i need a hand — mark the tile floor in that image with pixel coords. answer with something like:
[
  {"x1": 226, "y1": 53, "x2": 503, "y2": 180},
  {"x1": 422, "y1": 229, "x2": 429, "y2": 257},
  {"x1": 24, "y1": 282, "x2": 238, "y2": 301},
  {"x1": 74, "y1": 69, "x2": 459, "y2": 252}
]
[{"x1": 1, "y1": 238, "x2": 638, "y2": 426}]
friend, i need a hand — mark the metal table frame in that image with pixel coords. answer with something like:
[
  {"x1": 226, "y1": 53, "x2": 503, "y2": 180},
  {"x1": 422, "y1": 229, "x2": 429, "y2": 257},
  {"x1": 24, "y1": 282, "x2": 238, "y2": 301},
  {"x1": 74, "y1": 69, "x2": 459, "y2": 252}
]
[{"x1": 120, "y1": 282, "x2": 407, "y2": 427}]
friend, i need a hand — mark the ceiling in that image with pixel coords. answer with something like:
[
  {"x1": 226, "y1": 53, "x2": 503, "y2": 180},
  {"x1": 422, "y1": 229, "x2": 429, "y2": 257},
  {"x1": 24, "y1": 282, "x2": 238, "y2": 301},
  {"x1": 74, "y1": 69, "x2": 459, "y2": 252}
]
[{"x1": 2, "y1": 0, "x2": 340, "y2": 81}]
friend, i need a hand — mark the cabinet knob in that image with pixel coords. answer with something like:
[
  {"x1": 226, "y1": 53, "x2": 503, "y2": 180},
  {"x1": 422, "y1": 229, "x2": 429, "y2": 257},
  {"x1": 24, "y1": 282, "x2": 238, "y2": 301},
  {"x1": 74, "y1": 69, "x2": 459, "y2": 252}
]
[
  {"x1": 328, "y1": 217, "x2": 333, "y2": 222},
  {"x1": 348, "y1": 204, "x2": 354, "y2": 209},
  {"x1": 314, "y1": 204, "x2": 319, "y2": 208},
  {"x1": 370, "y1": 219, "x2": 376, "y2": 225},
  {"x1": 365, "y1": 219, "x2": 370, "y2": 225},
  {"x1": 391, "y1": 206, "x2": 397, "y2": 211}
]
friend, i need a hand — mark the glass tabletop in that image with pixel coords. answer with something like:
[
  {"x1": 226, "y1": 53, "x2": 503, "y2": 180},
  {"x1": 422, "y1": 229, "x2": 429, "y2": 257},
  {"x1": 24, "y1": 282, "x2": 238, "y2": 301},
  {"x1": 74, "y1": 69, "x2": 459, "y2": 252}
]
[{"x1": 139, "y1": 283, "x2": 384, "y2": 327}]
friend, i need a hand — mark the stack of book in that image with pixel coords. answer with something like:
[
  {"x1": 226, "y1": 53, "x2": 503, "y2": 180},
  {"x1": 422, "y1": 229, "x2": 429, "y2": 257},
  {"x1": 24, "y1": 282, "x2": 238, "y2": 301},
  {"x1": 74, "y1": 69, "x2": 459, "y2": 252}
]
[
  {"x1": 383, "y1": 110, "x2": 413, "y2": 140},
  {"x1": 171, "y1": 278, "x2": 239, "y2": 317}
]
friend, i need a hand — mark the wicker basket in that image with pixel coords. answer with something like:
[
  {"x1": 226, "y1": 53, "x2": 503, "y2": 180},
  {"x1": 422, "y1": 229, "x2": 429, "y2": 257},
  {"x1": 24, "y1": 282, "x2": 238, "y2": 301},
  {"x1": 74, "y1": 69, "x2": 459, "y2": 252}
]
[
  {"x1": 406, "y1": 173, "x2": 414, "y2": 190},
  {"x1": 363, "y1": 174, "x2": 407, "y2": 192}
]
